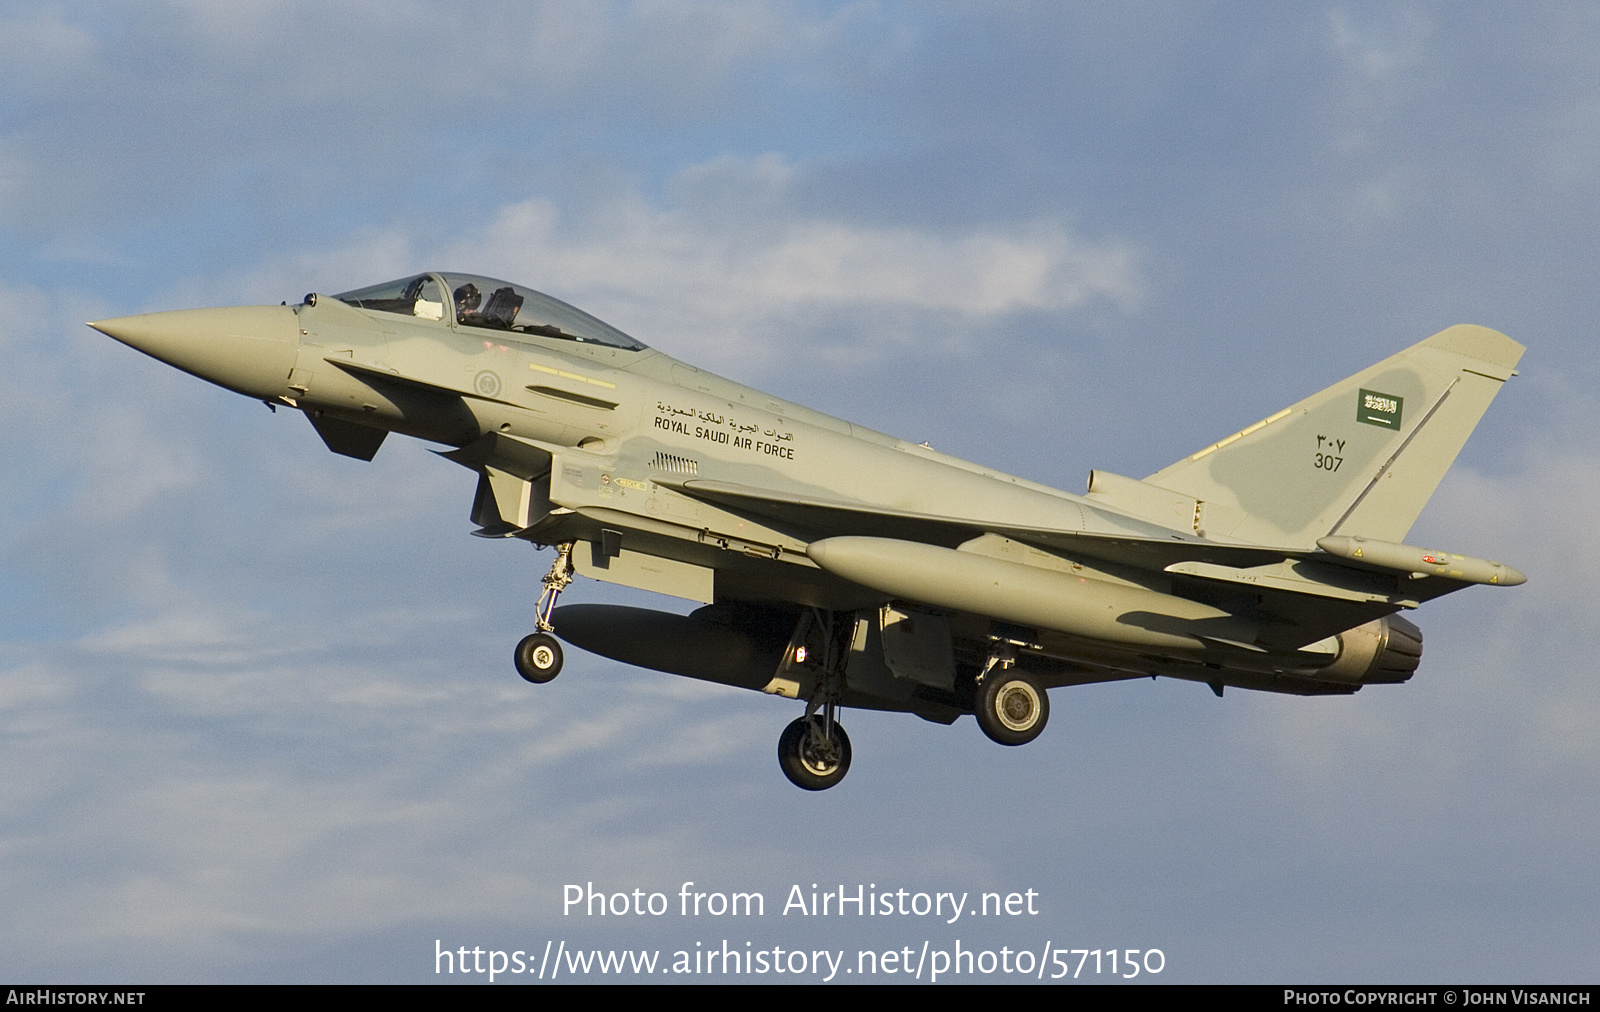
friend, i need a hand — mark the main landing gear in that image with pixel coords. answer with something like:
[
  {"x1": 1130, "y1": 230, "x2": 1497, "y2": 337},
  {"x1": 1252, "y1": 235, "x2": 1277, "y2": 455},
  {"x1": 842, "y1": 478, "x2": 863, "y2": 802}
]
[
  {"x1": 776, "y1": 608, "x2": 855, "y2": 791},
  {"x1": 778, "y1": 715, "x2": 852, "y2": 791},
  {"x1": 973, "y1": 645, "x2": 1049, "y2": 746},
  {"x1": 515, "y1": 543, "x2": 573, "y2": 683}
]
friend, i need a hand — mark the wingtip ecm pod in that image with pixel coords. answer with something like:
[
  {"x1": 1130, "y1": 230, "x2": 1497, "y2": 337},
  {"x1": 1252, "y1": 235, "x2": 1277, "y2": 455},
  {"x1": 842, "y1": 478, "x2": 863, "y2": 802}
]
[{"x1": 1317, "y1": 535, "x2": 1526, "y2": 587}]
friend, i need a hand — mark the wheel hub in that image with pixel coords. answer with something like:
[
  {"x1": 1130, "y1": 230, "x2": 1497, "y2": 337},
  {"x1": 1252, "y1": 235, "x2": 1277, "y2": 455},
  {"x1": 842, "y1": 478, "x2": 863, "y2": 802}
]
[
  {"x1": 800, "y1": 731, "x2": 842, "y2": 774},
  {"x1": 997, "y1": 682, "x2": 1040, "y2": 731}
]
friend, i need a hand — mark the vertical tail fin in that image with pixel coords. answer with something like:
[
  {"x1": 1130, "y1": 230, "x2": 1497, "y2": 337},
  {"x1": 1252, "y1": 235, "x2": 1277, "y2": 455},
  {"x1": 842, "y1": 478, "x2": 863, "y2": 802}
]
[{"x1": 1145, "y1": 325, "x2": 1524, "y2": 547}]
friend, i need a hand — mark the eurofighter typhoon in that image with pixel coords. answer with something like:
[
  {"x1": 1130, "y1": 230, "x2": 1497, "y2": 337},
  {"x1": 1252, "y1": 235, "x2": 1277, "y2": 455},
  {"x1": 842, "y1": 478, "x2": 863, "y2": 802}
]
[{"x1": 91, "y1": 273, "x2": 1525, "y2": 790}]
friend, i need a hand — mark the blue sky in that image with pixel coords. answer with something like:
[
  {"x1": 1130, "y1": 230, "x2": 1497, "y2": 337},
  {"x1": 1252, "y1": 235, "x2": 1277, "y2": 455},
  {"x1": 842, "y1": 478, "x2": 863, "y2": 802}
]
[{"x1": 2, "y1": 2, "x2": 1596, "y2": 983}]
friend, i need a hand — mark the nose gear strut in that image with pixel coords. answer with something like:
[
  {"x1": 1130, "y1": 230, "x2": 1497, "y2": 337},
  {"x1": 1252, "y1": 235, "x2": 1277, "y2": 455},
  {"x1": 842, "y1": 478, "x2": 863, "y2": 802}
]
[{"x1": 515, "y1": 542, "x2": 574, "y2": 683}]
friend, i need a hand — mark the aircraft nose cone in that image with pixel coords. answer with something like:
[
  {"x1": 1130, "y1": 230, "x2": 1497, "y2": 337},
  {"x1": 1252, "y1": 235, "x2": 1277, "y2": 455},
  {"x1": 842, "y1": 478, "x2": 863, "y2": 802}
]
[{"x1": 90, "y1": 305, "x2": 301, "y2": 400}]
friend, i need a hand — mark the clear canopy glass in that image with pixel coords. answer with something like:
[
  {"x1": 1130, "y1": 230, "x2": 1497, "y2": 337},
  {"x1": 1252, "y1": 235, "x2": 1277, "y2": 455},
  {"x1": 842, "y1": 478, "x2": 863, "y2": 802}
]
[
  {"x1": 335, "y1": 275, "x2": 447, "y2": 321},
  {"x1": 335, "y1": 273, "x2": 647, "y2": 351}
]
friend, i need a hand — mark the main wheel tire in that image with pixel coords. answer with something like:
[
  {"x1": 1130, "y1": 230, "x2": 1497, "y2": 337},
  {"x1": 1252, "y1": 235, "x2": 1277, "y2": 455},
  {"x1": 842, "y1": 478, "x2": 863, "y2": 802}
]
[
  {"x1": 778, "y1": 716, "x2": 852, "y2": 791},
  {"x1": 975, "y1": 670, "x2": 1049, "y2": 746},
  {"x1": 515, "y1": 632, "x2": 563, "y2": 683}
]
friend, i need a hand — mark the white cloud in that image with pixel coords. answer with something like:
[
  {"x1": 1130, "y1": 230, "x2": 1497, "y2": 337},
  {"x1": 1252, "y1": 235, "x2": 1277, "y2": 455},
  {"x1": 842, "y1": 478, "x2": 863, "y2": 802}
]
[
  {"x1": 0, "y1": 662, "x2": 71, "y2": 713},
  {"x1": 1425, "y1": 444, "x2": 1600, "y2": 627},
  {"x1": 431, "y1": 157, "x2": 1141, "y2": 369},
  {"x1": 0, "y1": 9, "x2": 98, "y2": 87},
  {"x1": 0, "y1": 1, "x2": 887, "y2": 239},
  {"x1": 10, "y1": 6, "x2": 1600, "y2": 981},
  {"x1": 218, "y1": 154, "x2": 1141, "y2": 374},
  {"x1": 0, "y1": 606, "x2": 794, "y2": 967},
  {"x1": 1327, "y1": 7, "x2": 1430, "y2": 85},
  {"x1": 1252, "y1": 432, "x2": 1600, "y2": 805}
]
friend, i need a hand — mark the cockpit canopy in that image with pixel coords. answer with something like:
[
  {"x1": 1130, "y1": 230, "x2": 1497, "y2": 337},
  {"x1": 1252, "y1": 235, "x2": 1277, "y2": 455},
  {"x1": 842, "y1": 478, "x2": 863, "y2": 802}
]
[{"x1": 334, "y1": 273, "x2": 647, "y2": 351}]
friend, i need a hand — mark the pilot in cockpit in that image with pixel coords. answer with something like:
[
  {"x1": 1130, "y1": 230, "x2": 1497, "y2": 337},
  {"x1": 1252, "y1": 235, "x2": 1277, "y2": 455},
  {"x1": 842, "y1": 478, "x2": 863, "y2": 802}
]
[{"x1": 453, "y1": 282, "x2": 481, "y2": 322}]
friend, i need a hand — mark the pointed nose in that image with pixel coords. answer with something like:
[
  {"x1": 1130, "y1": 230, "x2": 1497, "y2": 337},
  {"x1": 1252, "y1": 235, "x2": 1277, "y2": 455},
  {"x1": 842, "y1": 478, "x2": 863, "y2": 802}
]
[{"x1": 90, "y1": 305, "x2": 301, "y2": 400}]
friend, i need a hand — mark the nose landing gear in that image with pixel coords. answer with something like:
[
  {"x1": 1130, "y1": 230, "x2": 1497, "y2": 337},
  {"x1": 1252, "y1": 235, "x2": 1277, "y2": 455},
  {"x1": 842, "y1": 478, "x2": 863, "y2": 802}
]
[
  {"x1": 515, "y1": 543, "x2": 573, "y2": 683},
  {"x1": 515, "y1": 632, "x2": 564, "y2": 683}
]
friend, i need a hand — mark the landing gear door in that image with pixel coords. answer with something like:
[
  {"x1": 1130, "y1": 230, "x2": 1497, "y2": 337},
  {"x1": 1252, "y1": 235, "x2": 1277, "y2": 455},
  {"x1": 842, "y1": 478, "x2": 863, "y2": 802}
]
[{"x1": 879, "y1": 605, "x2": 956, "y2": 690}]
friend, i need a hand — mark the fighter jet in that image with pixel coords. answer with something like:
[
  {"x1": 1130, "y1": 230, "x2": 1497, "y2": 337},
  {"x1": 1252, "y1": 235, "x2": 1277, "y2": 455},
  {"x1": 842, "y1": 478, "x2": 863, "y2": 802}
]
[{"x1": 90, "y1": 272, "x2": 1526, "y2": 790}]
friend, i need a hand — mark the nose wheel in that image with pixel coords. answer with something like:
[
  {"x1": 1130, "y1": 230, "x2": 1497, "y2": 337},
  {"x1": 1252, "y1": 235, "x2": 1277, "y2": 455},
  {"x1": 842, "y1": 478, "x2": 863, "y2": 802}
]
[
  {"x1": 515, "y1": 632, "x2": 563, "y2": 683},
  {"x1": 515, "y1": 542, "x2": 573, "y2": 683}
]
